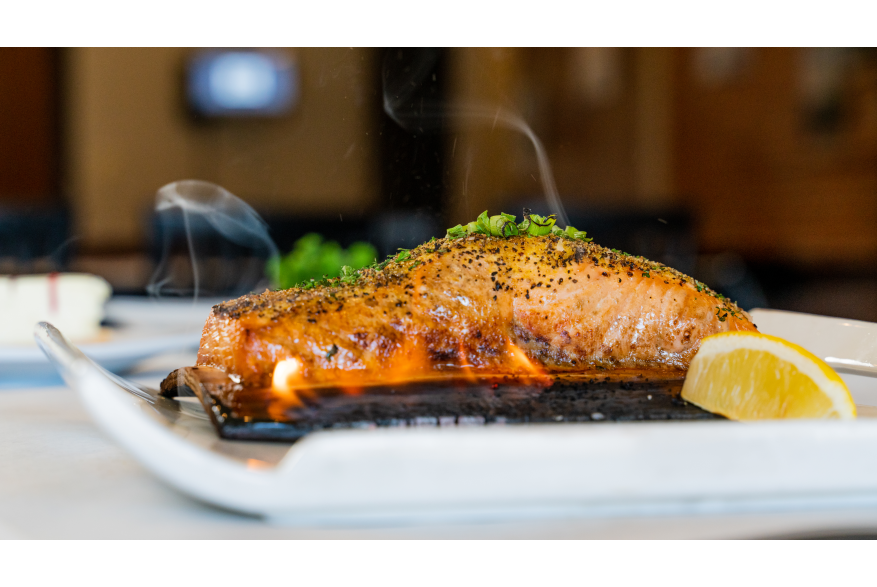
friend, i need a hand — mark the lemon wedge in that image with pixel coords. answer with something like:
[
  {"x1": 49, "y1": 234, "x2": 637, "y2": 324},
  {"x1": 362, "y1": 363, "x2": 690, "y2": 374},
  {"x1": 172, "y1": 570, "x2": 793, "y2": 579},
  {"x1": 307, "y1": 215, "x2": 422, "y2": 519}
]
[{"x1": 681, "y1": 331, "x2": 856, "y2": 420}]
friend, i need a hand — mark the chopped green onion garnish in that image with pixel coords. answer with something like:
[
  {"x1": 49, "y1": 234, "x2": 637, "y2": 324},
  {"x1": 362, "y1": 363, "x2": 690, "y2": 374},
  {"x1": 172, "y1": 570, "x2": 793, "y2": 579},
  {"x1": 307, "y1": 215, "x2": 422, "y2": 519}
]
[{"x1": 445, "y1": 209, "x2": 590, "y2": 242}]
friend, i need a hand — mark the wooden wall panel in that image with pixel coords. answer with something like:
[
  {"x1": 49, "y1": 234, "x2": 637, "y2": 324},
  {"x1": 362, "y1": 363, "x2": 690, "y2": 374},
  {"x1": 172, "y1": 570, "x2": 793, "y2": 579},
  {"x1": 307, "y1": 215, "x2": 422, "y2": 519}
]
[
  {"x1": 674, "y1": 47, "x2": 877, "y2": 267},
  {"x1": 64, "y1": 48, "x2": 380, "y2": 251},
  {"x1": 0, "y1": 48, "x2": 59, "y2": 203}
]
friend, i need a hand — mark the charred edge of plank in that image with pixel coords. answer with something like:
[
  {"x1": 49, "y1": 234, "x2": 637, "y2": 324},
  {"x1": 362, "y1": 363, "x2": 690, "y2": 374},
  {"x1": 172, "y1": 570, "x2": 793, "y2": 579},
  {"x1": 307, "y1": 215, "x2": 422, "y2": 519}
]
[
  {"x1": 172, "y1": 366, "x2": 720, "y2": 442},
  {"x1": 160, "y1": 366, "x2": 240, "y2": 436}
]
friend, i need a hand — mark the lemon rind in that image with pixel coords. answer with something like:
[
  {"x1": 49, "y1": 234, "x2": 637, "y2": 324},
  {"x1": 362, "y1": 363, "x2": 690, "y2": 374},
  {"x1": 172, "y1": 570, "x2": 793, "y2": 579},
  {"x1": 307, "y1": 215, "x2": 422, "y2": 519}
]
[{"x1": 687, "y1": 331, "x2": 856, "y2": 419}]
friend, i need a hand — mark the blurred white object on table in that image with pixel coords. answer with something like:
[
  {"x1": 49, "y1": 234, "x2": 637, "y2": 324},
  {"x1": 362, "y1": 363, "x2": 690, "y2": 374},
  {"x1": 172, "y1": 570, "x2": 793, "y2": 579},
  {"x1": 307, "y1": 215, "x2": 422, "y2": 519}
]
[
  {"x1": 0, "y1": 291, "x2": 220, "y2": 382},
  {"x1": 0, "y1": 273, "x2": 111, "y2": 345}
]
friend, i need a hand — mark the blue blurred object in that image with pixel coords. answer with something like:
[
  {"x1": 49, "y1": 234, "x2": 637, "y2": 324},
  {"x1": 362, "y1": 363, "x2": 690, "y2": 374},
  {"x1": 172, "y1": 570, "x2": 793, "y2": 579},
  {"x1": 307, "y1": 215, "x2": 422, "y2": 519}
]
[
  {"x1": 0, "y1": 206, "x2": 72, "y2": 273},
  {"x1": 187, "y1": 50, "x2": 298, "y2": 117}
]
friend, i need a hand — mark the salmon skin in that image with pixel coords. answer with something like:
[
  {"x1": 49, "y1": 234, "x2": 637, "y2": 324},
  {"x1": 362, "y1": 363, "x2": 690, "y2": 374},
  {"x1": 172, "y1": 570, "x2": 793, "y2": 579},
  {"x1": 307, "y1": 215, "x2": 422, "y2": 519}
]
[{"x1": 197, "y1": 234, "x2": 756, "y2": 388}]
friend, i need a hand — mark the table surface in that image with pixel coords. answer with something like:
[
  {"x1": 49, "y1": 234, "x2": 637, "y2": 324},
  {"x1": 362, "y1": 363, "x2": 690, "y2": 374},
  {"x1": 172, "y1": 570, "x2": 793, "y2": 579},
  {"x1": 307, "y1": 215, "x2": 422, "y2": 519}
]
[{"x1": 6, "y1": 352, "x2": 877, "y2": 539}]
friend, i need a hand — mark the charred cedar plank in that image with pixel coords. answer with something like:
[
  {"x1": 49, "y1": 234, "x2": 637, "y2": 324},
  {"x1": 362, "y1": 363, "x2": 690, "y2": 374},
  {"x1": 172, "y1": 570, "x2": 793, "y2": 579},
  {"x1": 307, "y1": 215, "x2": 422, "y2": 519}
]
[{"x1": 161, "y1": 367, "x2": 721, "y2": 442}]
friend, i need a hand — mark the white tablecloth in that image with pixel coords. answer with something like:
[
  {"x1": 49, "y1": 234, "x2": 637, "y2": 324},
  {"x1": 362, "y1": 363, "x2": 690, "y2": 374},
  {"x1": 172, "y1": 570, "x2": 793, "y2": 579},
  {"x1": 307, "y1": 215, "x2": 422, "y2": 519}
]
[{"x1": 5, "y1": 352, "x2": 877, "y2": 539}]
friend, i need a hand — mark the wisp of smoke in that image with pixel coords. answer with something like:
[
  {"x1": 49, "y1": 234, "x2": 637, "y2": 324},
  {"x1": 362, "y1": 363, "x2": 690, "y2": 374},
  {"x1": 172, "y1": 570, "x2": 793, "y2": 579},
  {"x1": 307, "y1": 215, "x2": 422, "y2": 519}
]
[
  {"x1": 147, "y1": 180, "x2": 278, "y2": 300},
  {"x1": 382, "y1": 49, "x2": 570, "y2": 227}
]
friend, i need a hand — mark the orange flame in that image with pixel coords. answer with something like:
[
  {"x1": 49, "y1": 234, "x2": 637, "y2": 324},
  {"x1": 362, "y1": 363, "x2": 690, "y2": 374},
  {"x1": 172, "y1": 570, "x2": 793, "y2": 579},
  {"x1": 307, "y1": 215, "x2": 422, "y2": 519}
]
[
  {"x1": 503, "y1": 339, "x2": 551, "y2": 385},
  {"x1": 380, "y1": 336, "x2": 433, "y2": 384},
  {"x1": 271, "y1": 357, "x2": 305, "y2": 407},
  {"x1": 457, "y1": 340, "x2": 478, "y2": 382},
  {"x1": 269, "y1": 335, "x2": 552, "y2": 401}
]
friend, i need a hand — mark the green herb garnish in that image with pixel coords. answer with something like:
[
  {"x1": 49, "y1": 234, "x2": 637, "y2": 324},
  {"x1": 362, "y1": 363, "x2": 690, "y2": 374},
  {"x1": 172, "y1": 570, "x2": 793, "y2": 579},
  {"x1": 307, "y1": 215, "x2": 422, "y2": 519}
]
[
  {"x1": 445, "y1": 209, "x2": 591, "y2": 242},
  {"x1": 475, "y1": 210, "x2": 491, "y2": 234},
  {"x1": 489, "y1": 212, "x2": 519, "y2": 237},
  {"x1": 518, "y1": 208, "x2": 556, "y2": 236},
  {"x1": 339, "y1": 265, "x2": 360, "y2": 284},
  {"x1": 446, "y1": 224, "x2": 467, "y2": 240}
]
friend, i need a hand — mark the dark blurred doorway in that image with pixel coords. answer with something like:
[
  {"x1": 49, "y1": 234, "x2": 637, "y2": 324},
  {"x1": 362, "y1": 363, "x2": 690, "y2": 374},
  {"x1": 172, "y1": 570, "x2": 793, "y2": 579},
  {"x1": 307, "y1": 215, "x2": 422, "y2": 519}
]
[
  {"x1": 0, "y1": 48, "x2": 69, "y2": 272},
  {"x1": 378, "y1": 47, "x2": 449, "y2": 215},
  {"x1": 370, "y1": 48, "x2": 449, "y2": 255}
]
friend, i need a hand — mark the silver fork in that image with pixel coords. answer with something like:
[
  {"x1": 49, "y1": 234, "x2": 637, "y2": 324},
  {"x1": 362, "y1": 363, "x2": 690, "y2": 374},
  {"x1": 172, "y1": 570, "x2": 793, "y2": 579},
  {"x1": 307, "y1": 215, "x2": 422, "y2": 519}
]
[{"x1": 34, "y1": 321, "x2": 210, "y2": 421}]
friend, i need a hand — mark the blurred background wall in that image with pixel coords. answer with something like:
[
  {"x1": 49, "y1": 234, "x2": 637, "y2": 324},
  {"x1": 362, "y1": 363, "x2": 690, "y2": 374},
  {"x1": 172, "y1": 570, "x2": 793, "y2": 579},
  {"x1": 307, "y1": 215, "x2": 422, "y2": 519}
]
[
  {"x1": 0, "y1": 48, "x2": 60, "y2": 208},
  {"x1": 64, "y1": 47, "x2": 379, "y2": 251},
  {"x1": 448, "y1": 48, "x2": 877, "y2": 263},
  {"x1": 2, "y1": 47, "x2": 877, "y2": 319}
]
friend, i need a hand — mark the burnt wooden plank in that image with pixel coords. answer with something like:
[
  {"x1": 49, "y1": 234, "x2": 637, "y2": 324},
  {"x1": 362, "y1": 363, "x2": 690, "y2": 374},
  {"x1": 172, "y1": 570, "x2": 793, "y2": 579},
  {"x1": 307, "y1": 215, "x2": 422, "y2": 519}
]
[{"x1": 162, "y1": 367, "x2": 721, "y2": 442}]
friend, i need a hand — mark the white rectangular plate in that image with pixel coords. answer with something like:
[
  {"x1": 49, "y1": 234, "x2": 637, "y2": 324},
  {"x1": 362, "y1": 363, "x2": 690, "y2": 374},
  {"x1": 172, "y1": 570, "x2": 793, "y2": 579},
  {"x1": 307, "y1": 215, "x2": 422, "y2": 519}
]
[{"x1": 36, "y1": 309, "x2": 877, "y2": 524}]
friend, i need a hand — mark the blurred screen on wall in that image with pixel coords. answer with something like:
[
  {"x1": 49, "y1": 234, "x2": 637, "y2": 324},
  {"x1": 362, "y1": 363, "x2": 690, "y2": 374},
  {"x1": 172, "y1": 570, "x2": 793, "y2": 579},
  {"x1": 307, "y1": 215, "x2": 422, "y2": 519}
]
[{"x1": 186, "y1": 49, "x2": 299, "y2": 117}]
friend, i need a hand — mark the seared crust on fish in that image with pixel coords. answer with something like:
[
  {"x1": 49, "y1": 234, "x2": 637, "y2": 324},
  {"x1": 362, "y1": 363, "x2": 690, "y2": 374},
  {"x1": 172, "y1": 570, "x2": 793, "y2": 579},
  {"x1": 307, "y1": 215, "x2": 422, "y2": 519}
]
[{"x1": 197, "y1": 234, "x2": 756, "y2": 388}]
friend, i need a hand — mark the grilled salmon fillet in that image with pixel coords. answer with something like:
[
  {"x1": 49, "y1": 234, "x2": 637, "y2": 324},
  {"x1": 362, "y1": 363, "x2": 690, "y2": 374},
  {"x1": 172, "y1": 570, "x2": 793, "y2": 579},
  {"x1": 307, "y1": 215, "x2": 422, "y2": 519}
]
[{"x1": 197, "y1": 234, "x2": 756, "y2": 388}]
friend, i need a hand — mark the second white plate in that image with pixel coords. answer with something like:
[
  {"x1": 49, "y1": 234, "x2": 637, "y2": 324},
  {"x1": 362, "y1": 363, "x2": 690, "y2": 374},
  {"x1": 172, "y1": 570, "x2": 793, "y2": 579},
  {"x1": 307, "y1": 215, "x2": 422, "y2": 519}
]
[{"x1": 1, "y1": 326, "x2": 200, "y2": 381}]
